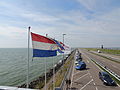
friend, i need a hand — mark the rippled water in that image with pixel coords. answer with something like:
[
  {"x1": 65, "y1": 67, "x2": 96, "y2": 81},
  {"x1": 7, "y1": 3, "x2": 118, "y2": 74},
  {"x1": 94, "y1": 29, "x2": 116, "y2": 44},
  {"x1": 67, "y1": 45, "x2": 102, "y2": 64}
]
[{"x1": 0, "y1": 48, "x2": 63, "y2": 86}]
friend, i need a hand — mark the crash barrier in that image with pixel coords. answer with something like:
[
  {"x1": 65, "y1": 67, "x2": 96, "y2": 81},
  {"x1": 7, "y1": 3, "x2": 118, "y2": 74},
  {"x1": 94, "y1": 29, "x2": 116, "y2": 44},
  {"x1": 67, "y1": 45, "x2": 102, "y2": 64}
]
[
  {"x1": 91, "y1": 58, "x2": 120, "y2": 82},
  {"x1": 59, "y1": 50, "x2": 75, "y2": 90}
]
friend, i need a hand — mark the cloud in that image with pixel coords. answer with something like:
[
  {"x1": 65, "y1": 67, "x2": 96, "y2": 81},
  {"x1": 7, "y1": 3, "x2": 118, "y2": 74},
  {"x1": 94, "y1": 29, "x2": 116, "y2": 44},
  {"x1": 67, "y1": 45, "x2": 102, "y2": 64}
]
[
  {"x1": 0, "y1": 0, "x2": 120, "y2": 47},
  {"x1": 76, "y1": 0, "x2": 97, "y2": 11},
  {"x1": 21, "y1": 13, "x2": 60, "y2": 22}
]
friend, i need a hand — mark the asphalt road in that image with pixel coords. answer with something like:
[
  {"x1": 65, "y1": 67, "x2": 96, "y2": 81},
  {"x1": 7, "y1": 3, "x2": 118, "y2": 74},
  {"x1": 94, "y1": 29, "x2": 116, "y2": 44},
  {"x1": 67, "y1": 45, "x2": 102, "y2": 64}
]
[
  {"x1": 69, "y1": 49, "x2": 120, "y2": 90},
  {"x1": 81, "y1": 49, "x2": 120, "y2": 76}
]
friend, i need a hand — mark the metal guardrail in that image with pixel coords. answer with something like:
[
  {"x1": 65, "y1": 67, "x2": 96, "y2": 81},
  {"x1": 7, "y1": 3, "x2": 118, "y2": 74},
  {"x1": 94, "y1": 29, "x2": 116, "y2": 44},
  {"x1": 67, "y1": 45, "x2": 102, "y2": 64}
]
[
  {"x1": 60, "y1": 51, "x2": 75, "y2": 90},
  {"x1": 90, "y1": 58, "x2": 120, "y2": 82}
]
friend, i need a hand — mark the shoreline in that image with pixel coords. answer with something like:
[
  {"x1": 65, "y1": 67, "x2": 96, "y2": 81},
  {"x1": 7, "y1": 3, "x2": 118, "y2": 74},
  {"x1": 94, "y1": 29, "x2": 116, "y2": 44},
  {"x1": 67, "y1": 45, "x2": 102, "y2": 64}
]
[{"x1": 18, "y1": 52, "x2": 73, "y2": 89}]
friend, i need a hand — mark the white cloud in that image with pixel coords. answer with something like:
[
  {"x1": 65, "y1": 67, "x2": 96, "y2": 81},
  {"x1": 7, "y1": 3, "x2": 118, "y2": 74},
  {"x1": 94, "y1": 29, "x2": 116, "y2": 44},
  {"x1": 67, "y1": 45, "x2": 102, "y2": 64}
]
[
  {"x1": 76, "y1": 0, "x2": 97, "y2": 10},
  {"x1": 21, "y1": 13, "x2": 60, "y2": 22},
  {"x1": 0, "y1": 0, "x2": 120, "y2": 47}
]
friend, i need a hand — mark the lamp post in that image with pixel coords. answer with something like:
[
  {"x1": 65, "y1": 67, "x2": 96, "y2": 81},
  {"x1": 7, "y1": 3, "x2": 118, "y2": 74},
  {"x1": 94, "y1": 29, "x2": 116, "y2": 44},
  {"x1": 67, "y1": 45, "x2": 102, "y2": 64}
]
[{"x1": 63, "y1": 34, "x2": 66, "y2": 63}]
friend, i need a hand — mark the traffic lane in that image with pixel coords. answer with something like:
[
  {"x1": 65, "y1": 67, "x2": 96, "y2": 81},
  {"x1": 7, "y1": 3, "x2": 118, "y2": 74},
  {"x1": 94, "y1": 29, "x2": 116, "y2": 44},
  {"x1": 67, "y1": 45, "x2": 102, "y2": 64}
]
[
  {"x1": 91, "y1": 51, "x2": 120, "y2": 61},
  {"x1": 81, "y1": 49, "x2": 120, "y2": 90},
  {"x1": 71, "y1": 67, "x2": 95, "y2": 90},
  {"x1": 82, "y1": 49, "x2": 120, "y2": 76},
  {"x1": 71, "y1": 54, "x2": 97, "y2": 90}
]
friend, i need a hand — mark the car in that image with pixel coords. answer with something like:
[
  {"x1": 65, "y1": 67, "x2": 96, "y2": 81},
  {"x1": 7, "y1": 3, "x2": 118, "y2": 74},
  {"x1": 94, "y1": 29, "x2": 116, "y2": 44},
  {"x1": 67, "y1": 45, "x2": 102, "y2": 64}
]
[
  {"x1": 75, "y1": 61, "x2": 86, "y2": 70},
  {"x1": 75, "y1": 61, "x2": 79, "y2": 64},
  {"x1": 97, "y1": 50, "x2": 101, "y2": 53},
  {"x1": 75, "y1": 60, "x2": 82, "y2": 64},
  {"x1": 55, "y1": 87, "x2": 61, "y2": 90},
  {"x1": 75, "y1": 56, "x2": 82, "y2": 61},
  {"x1": 99, "y1": 72, "x2": 116, "y2": 86}
]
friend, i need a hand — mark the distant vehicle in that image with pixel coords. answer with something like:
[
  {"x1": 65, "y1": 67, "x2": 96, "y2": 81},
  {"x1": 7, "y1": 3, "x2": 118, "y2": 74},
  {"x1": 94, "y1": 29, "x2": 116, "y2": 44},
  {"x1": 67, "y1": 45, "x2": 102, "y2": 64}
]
[
  {"x1": 75, "y1": 61, "x2": 86, "y2": 70},
  {"x1": 75, "y1": 60, "x2": 82, "y2": 64},
  {"x1": 99, "y1": 72, "x2": 116, "y2": 86},
  {"x1": 55, "y1": 87, "x2": 61, "y2": 90},
  {"x1": 75, "y1": 61, "x2": 79, "y2": 64},
  {"x1": 75, "y1": 56, "x2": 82, "y2": 61},
  {"x1": 97, "y1": 50, "x2": 101, "y2": 53}
]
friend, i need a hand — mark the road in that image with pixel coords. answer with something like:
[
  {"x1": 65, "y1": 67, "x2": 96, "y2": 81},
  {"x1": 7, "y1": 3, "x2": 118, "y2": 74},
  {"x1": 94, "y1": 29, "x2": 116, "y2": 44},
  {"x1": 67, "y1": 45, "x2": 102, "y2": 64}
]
[
  {"x1": 69, "y1": 49, "x2": 120, "y2": 90},
  {"x1": 81, "y1": 49, "x2": 120, "y2": 76}
]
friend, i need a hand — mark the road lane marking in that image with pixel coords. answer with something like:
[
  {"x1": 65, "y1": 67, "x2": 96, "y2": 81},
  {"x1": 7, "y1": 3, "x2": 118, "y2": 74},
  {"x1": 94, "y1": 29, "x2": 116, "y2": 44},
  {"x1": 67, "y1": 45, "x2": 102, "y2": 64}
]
[
  {"x1": 79, "y1": 79, "x2": 93, "y2": 90},
  {"x1": 73, "y1": 71, "x2": 82, "y2": 76},
  {"x1": 74, "y1": 73, "x2": 89, "y2": 82},
  {"x1": 87, "y1": 60, "x2": 89, "y2": 63},
  {"x1": 93, "y1": 82, "x2": 95, "y2": 85},
  {"x1": 96, "y1": 87, "x2": 98, "y2": 90},
  {"x1": 90, "y1": 76, "x2": 92, "y2": 78},
  {"x1": 112, "y1": 65, "x2": 118, "y2": 68},
  {"x1": 117, "y1": 83, "x2": 120, "y2": 87}
]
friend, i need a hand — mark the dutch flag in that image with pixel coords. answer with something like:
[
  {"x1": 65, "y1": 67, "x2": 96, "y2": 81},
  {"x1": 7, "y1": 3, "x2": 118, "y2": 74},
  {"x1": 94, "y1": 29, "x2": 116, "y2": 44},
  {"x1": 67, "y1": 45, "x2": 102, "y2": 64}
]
[{"x1": 31, "y1": 32, "x2": 58, "y2": 57}]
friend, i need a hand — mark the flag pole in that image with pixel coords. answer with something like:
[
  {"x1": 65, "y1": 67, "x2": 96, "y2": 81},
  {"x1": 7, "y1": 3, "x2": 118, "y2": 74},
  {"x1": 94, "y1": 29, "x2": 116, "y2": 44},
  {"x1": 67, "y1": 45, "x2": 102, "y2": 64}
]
[
  {"x1": 45, "y1": 58, "x2": 47, "y2": 90},
  {"x1": 53, "y1": 57, "x2": 55, "y2": 90},
  {"x1": 45, "y1": 34, "x2": 47, "y2": 90},
  {"x1": 27, "y1": 26, "x2": 30, "y2": 88}
]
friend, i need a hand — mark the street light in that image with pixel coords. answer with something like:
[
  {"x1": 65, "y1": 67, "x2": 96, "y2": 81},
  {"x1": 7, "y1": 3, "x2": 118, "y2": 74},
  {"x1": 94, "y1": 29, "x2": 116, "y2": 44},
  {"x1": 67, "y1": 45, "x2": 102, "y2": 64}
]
[{"x1": 63, "y1": 34, "x2": 66, "y2": 62}]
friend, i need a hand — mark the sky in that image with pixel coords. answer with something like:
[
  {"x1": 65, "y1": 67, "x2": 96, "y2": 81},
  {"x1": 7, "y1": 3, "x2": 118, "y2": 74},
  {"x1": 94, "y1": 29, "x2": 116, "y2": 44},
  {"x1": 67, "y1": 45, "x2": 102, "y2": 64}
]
[{"x1": 0, "y1": 0, "x2": 120, "y2": 48}]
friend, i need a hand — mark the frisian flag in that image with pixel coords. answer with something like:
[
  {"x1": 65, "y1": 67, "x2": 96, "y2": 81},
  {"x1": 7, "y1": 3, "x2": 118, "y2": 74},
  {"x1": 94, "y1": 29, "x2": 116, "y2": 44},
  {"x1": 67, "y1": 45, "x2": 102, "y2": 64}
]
[{"x1": 31, "y1": 32, "x2": 58, "y2": 57}]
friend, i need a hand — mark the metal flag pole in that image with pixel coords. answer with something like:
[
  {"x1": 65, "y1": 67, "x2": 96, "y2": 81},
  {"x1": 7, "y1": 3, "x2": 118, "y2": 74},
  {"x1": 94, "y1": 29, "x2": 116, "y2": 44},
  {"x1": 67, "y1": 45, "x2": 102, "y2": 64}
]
[
  {"x1": 27, "y1": 26, "x2": 30, "y2": 88},
  {"x1": 45, "y1": 58, "x2": 47, "y2": 90},
  {"x1": 53, "y1": 57, "x2": 55, "y2": 90},
  {"x1": 63, "y1": 34, "x2": 66, "y2": 63},
  {"x1": 45, "y1": 34, "x2": 48, "y2": 90}
]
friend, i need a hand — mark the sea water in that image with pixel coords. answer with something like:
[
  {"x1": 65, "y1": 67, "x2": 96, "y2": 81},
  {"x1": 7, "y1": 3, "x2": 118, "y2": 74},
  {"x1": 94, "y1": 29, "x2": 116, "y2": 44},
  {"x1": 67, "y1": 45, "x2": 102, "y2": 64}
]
[{"x1": 0, "y1": 48, "x2": 63, "y2": 86}]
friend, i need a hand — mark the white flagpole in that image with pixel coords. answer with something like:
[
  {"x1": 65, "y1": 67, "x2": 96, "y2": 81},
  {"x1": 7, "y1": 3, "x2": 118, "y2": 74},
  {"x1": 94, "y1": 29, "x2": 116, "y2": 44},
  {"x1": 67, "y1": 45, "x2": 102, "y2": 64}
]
[
  {"x1": 44, "y1": 34, "x2": 48, "y2": 90},
  {"x1": 27, "y1": 26, "x2": 30, "y2": 88},
  {"x1": 45, "y1": 58, "x2": 47, "y2": 90},
  {"x1": 53, "y1": 57, "x2": 55, "y2": 90}
]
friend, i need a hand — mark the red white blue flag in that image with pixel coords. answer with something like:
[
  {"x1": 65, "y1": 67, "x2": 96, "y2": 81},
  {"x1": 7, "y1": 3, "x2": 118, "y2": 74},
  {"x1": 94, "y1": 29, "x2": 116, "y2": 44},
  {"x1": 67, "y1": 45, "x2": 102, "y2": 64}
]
[{"x1": 31, "y1": 32, "x2": 58, "y2": 57}]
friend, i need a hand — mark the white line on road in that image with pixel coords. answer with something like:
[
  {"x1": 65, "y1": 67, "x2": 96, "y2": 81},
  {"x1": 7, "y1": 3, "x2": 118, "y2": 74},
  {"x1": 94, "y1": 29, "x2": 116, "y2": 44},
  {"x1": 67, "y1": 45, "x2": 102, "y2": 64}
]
[
  {"x1": 112, "y1": 65, "x2": 118, "y2": 68},
  {"x1": 117, "y1": 83, "x2": 120, "y2": 87},
  {"x1": 87, "y1": 60, "x2": 89, "y2": 63},
  {"x1": 79, "y1": 79, "x2": 93, "y2": 90},
  {"x1": 90, "y1": 76, "x2": 92, "y2": 78},
  {"x1": 74, "y1": 73, "x2": 89, "y2": 82},
  {"x1": 96, "y1": 87, "x2": 98, "y2": 90},
  {"x1": 73, "y1": 71, "x2": 82, "y2": 76}
]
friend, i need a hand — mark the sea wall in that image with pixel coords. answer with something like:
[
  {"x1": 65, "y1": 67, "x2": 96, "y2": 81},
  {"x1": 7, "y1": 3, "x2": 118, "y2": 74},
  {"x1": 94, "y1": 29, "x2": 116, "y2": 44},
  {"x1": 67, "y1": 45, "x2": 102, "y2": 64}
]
[{"x1": 18, "y1": 51, "x2": 73, "y2": 89}]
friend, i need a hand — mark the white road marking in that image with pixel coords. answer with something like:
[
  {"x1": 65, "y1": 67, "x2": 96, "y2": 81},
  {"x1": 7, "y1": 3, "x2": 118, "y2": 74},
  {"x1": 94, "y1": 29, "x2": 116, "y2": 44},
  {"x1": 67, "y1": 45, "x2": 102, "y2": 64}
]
[
  {"x1": 112, "y1": 65, "x2": 118, "y2": 68},
  {"x1": 79, "y1": 79, "x2": 93, "y2": 90},
  {"x1": 93, "y1": 82, "x2": 95, "y2": 85},
  {"x1": 87, "y1": 60, "x2": 89, "y2": 63},
  {"x1": 73, "y1": 71, "x2": 82, "y2": 76},
  {"x1": 90, "y1": 76, "x2": 92, "y2": 78},
  {"x1": 74, "y1": 73, "x2": 89, "y2": 82},
  {"x1": 117, "y1": 83, "x2": 120, "y2": 87},
  {"x1": 96, "y1": 87, "x2": 98, "y2": 90}
]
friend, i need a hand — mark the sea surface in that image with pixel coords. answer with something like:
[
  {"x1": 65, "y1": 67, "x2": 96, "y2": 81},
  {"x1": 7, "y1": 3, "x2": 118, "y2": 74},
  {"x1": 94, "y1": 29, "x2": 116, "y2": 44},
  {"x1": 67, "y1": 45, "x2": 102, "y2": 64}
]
[{"x1": 0, "y1": 48, "x2": 64, "y2": 86}]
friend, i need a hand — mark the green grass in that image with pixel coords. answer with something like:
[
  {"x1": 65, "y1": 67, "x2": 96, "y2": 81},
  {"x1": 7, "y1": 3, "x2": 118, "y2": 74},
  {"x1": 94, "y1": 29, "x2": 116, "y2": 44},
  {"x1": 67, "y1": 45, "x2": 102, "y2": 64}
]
[
  {"x1": 91, "y1": 59, "x2": 120, "y2": 85},
  {"x1": 48, "y1": 51, "x2": 75, "y2": 90},
  {"x1": 85, "y1": 48, "x2": 120, "y2": 55}
]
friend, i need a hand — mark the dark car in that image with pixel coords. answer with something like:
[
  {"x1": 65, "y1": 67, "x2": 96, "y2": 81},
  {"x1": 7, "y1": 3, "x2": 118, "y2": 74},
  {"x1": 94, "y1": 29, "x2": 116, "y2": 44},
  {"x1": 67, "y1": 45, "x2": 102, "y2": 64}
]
[
  {"x1": 99, "y1": 72, "x2": 116, "y2": 86},
  {"x1": 55, "y1": 87, "x2": 61, "y2": 90},
  {"x1": 75, "y1": 61, "x2": 86, "y2": 70},
  {"x1": 75, "y1": 55, "x2": 82, "y2": 61}
]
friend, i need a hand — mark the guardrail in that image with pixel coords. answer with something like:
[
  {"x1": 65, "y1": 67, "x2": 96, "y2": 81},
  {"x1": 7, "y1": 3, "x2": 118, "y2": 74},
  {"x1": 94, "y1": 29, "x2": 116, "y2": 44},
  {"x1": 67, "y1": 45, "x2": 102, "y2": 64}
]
[
  {"x1": 59, "y1": 51, "x2": 75, "y2": 90},
  {"x1": 90, "y1": 58, "x2": 120, "y2": 82}
]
